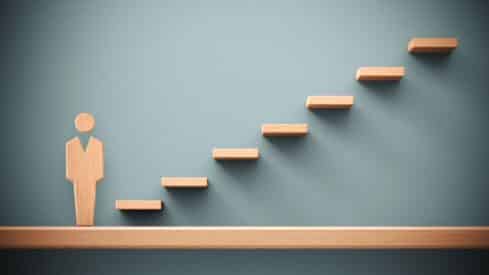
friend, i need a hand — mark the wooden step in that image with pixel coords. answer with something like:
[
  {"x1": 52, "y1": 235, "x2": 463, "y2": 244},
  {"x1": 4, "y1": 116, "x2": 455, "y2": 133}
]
[
  {"x1": 262, "y1": 124, "x2": 308, "y2": 136},
  {"x1": 356, "y1": 67, "x2": 405, "y2": 81},
  {"x1": 408, "y1": 38, "x2": 458, "y2": 53},
  {"x1": 1, "y1": 226, "x2": 489, "y2": 249},
  {"x1": 213, "y1": 148, "x2": 260, "y2": 160},
  {"x1": 161, "y1": 177, "x2": 208, "y2": 188},
  {"x1": 115, "y1": 200, "x2": 163, "y2": 210},
  {"x1": 306, "y1": 96, "x2": 354, "y2": 109}
]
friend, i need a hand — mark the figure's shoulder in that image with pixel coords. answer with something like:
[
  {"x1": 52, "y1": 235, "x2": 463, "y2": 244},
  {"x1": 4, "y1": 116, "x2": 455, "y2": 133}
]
[
  {"x1": 66, "y1": 137, "x2": 80, "y2": 147},
  {"x1": 89, "y1": 136, "x2": 103, "y2": 147}
]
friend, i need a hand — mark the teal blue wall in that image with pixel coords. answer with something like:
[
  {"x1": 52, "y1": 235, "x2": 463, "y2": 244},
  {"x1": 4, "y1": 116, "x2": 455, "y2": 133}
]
[{"x1": 1, "y1": 0, "x2": 488, "y2": 274}]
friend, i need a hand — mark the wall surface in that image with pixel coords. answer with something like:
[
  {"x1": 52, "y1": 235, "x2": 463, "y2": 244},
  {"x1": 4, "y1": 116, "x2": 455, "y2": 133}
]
[{"x1": 1, "y1": 0, "x2": 488, "y2": 274}]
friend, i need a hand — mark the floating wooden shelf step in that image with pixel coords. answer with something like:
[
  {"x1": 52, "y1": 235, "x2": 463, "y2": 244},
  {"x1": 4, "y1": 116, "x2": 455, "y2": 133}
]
[
  {"x1": 408, "y1": 38, "x2": 458, "y2": 53},
  {"x1": 115, "y1": 200, "x2": 163, "y2": 210},
  {"x1": 306, "y1": 96, "x2": 354, "y2": 109},
  {"x1": 262, "y1": 124, "x2": 308, "y2": 136},
  {"x1": 1, "y1": 226, "x2": 489, "y2": 249},
  {"x1": 161, "y1": 177, "x2": 208, "y2": 188},
  {"x1": 356, "y1": 67, "x2": 405, "y2": 81},
  {"x1": 213, "y1": 148, "x2": 260, "y2": 160}
]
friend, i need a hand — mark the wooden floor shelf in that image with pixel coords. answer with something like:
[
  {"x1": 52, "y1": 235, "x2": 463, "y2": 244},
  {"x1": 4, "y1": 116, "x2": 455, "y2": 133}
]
[
  {"x1": 1, "y1": 226, "x2": 488, "y2": 249},
  {"x1": 306, "y1": 96, "x2": 354, "y2": 109},
  {"x1": 213, "y1": 148, "x2": 260, "y2": 160},
  {"x1": 356, "y1": 67, "x2": 405, "y2": 81},
  {"x1": 262, "y1": 124, "x2": 308, "y2": 136},
  {"x1": 162, "y1": 177, "x2": 208, "y2": 188},
  {"x1": 408, "y1": 38, "x2": 458, "y2": 53},
  {"x1": 115, "y1": 200, "x2": 163, "y2": 210}
]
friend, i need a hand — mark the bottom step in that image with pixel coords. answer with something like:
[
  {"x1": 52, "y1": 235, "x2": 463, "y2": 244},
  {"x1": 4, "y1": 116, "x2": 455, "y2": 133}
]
[{"x1": 115, "y1": 200, "x2": 163, "y2": 210}]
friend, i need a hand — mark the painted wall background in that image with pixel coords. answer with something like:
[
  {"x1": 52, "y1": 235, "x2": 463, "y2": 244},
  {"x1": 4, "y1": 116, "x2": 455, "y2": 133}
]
[{"x1": 1, "y1": 0, "x2": 488, "y2": 274}]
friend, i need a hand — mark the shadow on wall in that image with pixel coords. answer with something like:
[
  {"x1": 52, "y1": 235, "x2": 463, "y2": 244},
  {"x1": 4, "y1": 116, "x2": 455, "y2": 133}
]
[
  {"x1": 214, "y1": 160, "x2": 261, "y2": 182},
  {"x1": 355, "y1": 81, "x2": 408, "y2": 114},
  {"x1": 307, "y1": 109, "x2": 353, "y2": 128},
  {"x1": 410, "y1": 53, "x2": 454, "y2": 70},
  {"x1": 118, "y1": 210, "x2": 166, "y2": 226},
  {"x1": 259, "y1": 131, "x2": 333, "y2": 184},
  {"x1": 166, "y1": 188, "x2": 211, "y2": 210},
  {"x1": 4, "y1": 249, "x2": 488, "y2": 275},
  {"x1": 358, "y1": 81, "x2": 402, "y2": 97},
  {"x1": 212, "y1": 160, "x2": 270, "y2": 199},
  {"x1": 263, "y1": 135, "x2": 309, "y2": 155}
]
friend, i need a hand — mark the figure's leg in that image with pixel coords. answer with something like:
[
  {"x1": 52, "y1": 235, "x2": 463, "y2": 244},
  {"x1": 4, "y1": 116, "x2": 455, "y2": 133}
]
[{"x1": 73, "y1": 181, "x2": 97, "y2": 226}]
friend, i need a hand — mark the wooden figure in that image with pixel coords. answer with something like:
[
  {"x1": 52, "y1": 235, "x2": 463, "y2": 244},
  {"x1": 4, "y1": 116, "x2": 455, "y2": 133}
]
[{"x1": 66, "y1": 113, "x2": 104, "y2": 226}]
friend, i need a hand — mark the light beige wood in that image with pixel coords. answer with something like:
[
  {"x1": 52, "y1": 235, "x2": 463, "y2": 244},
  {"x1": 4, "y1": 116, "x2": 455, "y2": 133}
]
[
  {"x1": 408, "y1": 38, "x2": 458, "y2": 53},
  {"x1": 115, "y1": 200, "x2": 163, "y2": 210},
  {"x1": 262, "y1": 124, "x2": 308, "y2": 136},
  {"x1": 1, "y1": 226, "x2": 489, "y2": 249},
  {"x1": 161, "y1": 177, "x2": 208, "y2": 188},
  {"x1": 74, "y1": 113, "x2": 95, "y2": 133},
  {"x1": 306, "y1": 96, "x2": 354, "y2": 109},
  {"x1": 356, "y1": 67, "x2": 405, "y2": 81},
  {"x1": 66, "y1": 113, "x2": 104, "y2": 226},
  {"x1": 213, "y1": 148, "x2": 260, "y2": 160}
]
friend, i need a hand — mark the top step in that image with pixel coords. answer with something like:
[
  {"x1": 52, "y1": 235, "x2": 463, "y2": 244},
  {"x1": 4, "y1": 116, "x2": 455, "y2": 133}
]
[
  {"x1": 356, "y1": 67, "x2": 405, "y2": 81},
  {"x1": 408, "y1": 38, "x2": 458, "y2": 53}
]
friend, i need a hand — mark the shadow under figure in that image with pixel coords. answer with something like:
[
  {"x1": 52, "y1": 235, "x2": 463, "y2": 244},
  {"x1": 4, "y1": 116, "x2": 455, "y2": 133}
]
[{"x1": 65, "y1": 113, "x2": 104, "y2": 226}]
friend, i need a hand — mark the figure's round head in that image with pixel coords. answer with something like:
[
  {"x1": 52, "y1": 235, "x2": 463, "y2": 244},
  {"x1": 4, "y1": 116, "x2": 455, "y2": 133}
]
[{"x1": 74, "y1": 113, "x2": 95, "y2": 133}]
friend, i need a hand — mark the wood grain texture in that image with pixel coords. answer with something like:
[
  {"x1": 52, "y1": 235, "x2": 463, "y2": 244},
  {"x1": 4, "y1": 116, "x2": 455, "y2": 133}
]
[
  {"x1": 262, "y1": 124, "x2": 308, "y2": 136},
  {"x1": 161, "y1": 177, "x2": 208, "y2": 188},
  {"x1": 115, "y1": 200, "x2": 163, "y2": 210},
  {"x1": 213, "y1": 148, "x2": 260, "y2": 160},
  {"x1": 66, "y1": 136, "x2": 104, "y2": 226},
  {"x1": 306, "y1": 96, "x2": 354, "y2": 109},
  {"x1": 408, "y1": 38, "x2": 458, "y2": 53},
  {"x1": 1, "y1": 227, "x2": 489, "y2": 249},
  {"x1": 356, "y1": 67, "x2": 405, "y2": 81}
]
